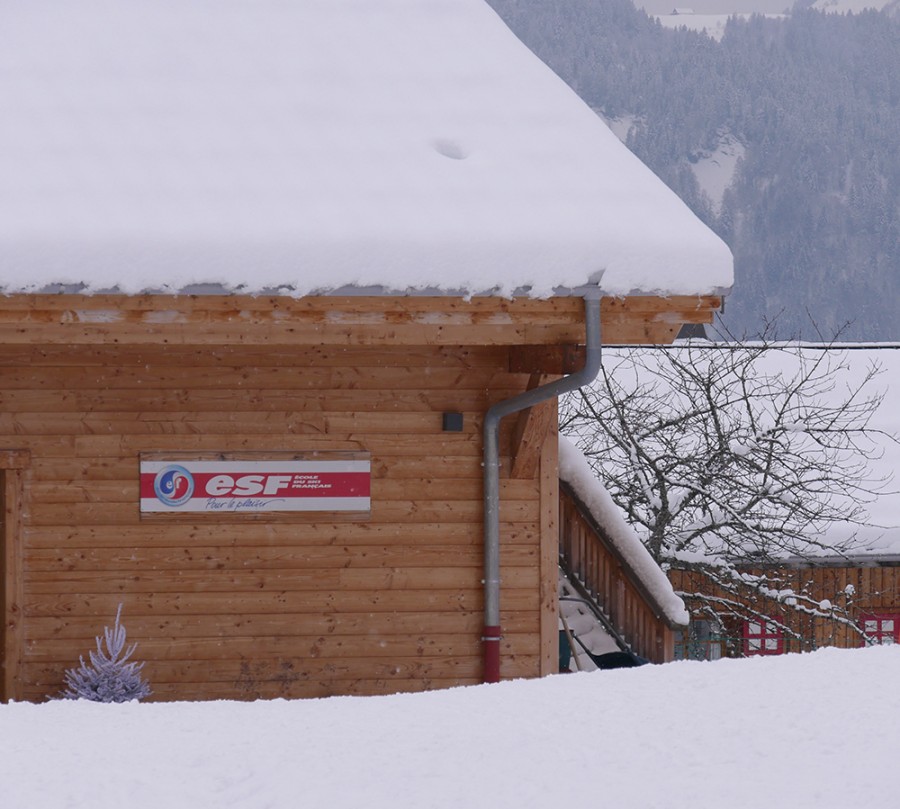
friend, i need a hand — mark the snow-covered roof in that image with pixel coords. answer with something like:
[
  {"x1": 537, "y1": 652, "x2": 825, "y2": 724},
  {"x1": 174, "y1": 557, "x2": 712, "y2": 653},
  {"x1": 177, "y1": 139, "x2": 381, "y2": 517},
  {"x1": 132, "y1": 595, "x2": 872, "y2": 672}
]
[
  {"x1": 0, "y1": 0, "x2": 733, "y2": 298},
  {"x1": 558, "y1": 435, "x2": 690, "y2": 626}
]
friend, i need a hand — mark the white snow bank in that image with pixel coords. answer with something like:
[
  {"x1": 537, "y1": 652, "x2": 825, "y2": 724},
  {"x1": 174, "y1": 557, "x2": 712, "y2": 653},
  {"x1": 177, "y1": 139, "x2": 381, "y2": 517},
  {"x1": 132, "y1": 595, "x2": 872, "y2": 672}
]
[
  {"x1": 2, "y1": 646, "x2": 898, "y2": 809},
  {"x1": 0, "y1": 0, "x2": 733, "y2": 298},
  {"x1": 558, "y1": 435, "x2": 690, "y2": 626}
]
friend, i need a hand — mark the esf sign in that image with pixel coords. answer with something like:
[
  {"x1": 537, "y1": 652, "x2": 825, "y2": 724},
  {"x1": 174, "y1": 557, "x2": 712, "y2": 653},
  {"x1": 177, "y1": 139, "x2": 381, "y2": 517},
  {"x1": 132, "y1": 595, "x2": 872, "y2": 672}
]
[{"x1": 140, "y1": 459, "x2": 371, "y2": 514}]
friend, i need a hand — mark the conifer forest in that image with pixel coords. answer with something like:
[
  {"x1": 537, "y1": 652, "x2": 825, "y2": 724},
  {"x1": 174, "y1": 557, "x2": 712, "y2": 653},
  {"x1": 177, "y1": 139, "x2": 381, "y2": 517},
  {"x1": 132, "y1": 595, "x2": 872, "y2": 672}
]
[{"x1": 489, "y1": 1, "x2": 900, "y2": 340}]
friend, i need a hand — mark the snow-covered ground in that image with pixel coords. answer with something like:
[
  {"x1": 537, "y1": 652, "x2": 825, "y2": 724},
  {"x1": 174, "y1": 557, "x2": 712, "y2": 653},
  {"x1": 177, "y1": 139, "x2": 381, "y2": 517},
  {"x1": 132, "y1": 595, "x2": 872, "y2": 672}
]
[
  {"x1": 653, "y1": 1, "x2": 900, "y2": 42},
  {"x1": 641, "y1": 0, "x2": 790, "y2": 12},
  {"x1": 2, "y1": 646, "x2": 897, "y2": 808},
  {"x1": 811, "y1": 0, "x2": 899, "y2": 14},
  {"x1": 642, "y1": 0, "x2": 896, "y2": 14},
  {"x1": 691, "y1": 134, "x2": 745, "y2": 211},
  {"x1": 655, "y1": 11, "x2": 785, "y2": 40}
]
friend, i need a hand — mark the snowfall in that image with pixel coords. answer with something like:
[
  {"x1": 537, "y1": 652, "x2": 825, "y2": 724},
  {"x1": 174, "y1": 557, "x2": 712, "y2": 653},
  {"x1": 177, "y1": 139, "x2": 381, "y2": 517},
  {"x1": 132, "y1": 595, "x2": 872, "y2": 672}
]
[{"x1": 0, "y1": 646, "x2": 897, "y2": 808}]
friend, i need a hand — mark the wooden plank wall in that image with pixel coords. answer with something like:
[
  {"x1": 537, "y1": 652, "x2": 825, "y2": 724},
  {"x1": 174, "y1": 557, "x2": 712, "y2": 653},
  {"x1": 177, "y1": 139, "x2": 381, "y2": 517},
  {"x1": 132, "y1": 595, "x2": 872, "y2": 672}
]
[
  {"x1": 669, "y1": 567, "x2": 900, "y2": 652},
  {"x1": 0, "y1": 342, "x2": 547, "y2": 701},
  {"x1": 558, "y1": 486, "x2": 673, "y2": 663}
]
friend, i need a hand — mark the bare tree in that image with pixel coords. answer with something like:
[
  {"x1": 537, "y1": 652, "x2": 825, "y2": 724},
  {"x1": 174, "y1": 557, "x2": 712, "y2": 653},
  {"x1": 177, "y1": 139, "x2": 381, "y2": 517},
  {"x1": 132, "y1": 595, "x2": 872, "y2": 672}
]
[{"x1": 560, "y1": 330, "x2": 895, "y2": 653}]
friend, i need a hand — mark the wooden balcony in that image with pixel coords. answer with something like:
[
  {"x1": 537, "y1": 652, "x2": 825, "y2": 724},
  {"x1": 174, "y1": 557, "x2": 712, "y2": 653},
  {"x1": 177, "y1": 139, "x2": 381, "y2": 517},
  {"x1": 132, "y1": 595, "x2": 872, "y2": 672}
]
[{"x1": 558, "y1": 481, "x2": 679, "y2": 663}]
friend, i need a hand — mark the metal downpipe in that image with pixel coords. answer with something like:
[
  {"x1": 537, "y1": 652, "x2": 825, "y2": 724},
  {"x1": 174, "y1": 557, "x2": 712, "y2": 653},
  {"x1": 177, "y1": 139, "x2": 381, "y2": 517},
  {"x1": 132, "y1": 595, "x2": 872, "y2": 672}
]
[{"x1": 482, "y1": 294, "x2": 603, "y2": 683}]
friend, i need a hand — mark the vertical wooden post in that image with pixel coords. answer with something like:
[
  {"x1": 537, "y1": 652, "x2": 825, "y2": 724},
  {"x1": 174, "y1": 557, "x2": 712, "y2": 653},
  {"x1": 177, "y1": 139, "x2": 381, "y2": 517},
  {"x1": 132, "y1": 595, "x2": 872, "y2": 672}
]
[
  {"x1": 538, "y1": 419, "x2": 559, "y2": 676},
  {"x1": 0, "y1": 469, "x2": 6, "y2": 701},
  {"x1": 1, "y1": 450, "x2": 28, "y2": 703}
]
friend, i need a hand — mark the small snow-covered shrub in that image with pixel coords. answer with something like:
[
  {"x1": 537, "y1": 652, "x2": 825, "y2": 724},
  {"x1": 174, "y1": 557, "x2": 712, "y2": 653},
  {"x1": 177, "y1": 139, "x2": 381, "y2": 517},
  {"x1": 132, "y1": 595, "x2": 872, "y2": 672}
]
[{"x1": 61, "y1": 604, "x2": 151, "y2": 702}]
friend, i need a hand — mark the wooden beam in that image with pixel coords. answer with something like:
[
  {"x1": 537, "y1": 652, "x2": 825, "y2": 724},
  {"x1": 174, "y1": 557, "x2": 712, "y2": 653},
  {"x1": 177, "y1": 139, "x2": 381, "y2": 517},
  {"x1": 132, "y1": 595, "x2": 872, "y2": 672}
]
[
  {"x1": 509, "y1": 345, "x2": 583, "y2": 375},
  {"x1": 510, "y1": 375, "x2": 557, "y2": 480},
  {"x1": 0, "y1": 293, "x2": 723, "y2": 346},
  {"x1": 0, "y1": 450, "x2": 30, "y2": 470},
  {"x1": 508, "y1": 295, "x2": 723, "y2": 372},
  {"x1": 538, "y1": 422, "x2": 559, "y2": 676},
  {"x1": 1, "y1": 463, "x2": 26, "y2": 702}
]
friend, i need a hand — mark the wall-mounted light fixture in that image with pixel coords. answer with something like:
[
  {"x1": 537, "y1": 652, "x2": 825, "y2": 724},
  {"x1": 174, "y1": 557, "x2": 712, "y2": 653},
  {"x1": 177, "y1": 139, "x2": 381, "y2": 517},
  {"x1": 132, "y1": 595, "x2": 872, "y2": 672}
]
[{"x1": 442, "y1": 412, "x2": 464, "y2": 432}]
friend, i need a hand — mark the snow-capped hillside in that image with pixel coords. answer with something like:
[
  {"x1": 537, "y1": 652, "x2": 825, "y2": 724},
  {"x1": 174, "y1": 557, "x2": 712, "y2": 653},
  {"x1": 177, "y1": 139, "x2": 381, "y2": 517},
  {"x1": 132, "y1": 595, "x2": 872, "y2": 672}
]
[
  {"x1": 690, "y1": 133, "x2": 745, "y2": 213},
  {"x1": 643, "y1": 0, "x2": 897, "y2": 13},
  {"x1": 811, "y1": 0, "x2": 899, "y2": 14},
  {"x1": 655, "y1": 11, "x2": 785, "y2": 40},
  {"x1": 648, "y1": 0, "x2": 900, "y2": 40}
]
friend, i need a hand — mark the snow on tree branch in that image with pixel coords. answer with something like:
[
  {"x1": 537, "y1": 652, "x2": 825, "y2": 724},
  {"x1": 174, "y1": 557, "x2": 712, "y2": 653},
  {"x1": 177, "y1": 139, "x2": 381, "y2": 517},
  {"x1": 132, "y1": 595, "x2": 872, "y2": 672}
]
[{"x1": 560, "y1": 331, "x2": 896, "y2": 642}]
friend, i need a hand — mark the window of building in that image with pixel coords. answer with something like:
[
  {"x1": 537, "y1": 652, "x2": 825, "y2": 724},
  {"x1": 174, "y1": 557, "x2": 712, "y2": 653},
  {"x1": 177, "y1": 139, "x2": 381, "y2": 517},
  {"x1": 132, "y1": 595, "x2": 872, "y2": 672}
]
[
  {"x1": 674, "y1": 619, "x2": 724, "y2": 661},
  {"x1": 860, "y1": 613, "x2": 898, "y2": 645},
  {"x1": 743, "y1": 618, "x2": 783, "y2": 656}
]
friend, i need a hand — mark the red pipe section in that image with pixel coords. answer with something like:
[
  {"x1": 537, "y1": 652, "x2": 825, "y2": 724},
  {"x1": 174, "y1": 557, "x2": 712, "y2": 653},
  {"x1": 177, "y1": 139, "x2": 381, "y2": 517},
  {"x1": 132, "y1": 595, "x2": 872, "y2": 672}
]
[{"x1": 482, "y1": 625, "x2": 502, "y2": 683}]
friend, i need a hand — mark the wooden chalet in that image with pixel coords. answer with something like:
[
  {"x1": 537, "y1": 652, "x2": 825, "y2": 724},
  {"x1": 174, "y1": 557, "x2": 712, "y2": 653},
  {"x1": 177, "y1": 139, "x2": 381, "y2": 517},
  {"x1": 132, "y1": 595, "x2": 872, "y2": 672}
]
[{"x1": 0, "y1": 1, "x2": 732, "y2": 701}]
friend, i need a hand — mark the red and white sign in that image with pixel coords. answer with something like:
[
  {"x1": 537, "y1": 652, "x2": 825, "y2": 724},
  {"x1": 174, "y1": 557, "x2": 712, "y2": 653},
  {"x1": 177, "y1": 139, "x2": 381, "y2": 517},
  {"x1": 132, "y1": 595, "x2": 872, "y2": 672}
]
[{"x1": 140, "y1": 459, "x2": 370, "y2": 513}]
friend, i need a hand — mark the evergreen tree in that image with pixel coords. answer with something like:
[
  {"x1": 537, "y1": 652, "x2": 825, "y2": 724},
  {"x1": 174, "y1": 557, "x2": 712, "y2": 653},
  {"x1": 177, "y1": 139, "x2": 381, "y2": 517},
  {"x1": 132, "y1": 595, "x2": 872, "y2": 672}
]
[{"x1": 61, "y1": 604, "x2": 151, "y2": 703}]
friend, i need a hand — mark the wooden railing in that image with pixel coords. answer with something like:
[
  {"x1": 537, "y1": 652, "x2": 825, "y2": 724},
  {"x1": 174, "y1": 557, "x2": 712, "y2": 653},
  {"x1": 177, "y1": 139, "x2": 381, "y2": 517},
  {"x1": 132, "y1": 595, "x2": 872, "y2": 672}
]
[{"x1": 558, "y1": 482, "x2": 675, "y2": 663}]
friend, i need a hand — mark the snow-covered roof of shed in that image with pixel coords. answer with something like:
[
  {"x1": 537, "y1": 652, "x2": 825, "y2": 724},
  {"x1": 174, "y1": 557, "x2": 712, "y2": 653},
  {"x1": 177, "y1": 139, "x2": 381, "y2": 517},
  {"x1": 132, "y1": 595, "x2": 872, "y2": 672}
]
[{"x1": 0, "y1": 0, "x2": 733, "y2": 298}]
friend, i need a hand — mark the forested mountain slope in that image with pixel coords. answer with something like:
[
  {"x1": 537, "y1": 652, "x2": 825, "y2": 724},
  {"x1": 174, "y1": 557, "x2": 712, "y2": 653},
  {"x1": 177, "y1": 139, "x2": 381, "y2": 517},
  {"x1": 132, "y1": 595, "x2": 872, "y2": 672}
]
[{"x1": 489, "y1": 1, "x2": 900, "y2": 340}]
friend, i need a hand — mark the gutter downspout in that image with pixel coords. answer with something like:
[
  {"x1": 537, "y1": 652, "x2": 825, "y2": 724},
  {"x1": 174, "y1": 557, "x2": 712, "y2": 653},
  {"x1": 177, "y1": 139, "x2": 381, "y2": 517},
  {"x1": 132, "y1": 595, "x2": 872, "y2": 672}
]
[{"x1": 482, "y1": 292, "x2": 603, "y2": 683}]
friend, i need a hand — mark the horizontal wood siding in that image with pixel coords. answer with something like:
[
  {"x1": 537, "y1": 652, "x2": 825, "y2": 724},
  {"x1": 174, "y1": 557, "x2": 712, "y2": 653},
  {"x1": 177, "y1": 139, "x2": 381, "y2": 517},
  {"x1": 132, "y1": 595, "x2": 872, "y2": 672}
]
[
  {"x1": 559, "y1": 486, "x2": 674, "y2": 663},
  {"x1": 1, "y1": 338, "x2": 547, "y2": 701}
]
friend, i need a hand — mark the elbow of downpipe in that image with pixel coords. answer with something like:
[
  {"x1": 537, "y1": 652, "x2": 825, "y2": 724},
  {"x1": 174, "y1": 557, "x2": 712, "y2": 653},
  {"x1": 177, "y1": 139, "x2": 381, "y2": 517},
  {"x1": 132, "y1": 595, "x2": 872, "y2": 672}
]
[{"x1": 482, "y1": 294, "x2": 602, "y2": 684}]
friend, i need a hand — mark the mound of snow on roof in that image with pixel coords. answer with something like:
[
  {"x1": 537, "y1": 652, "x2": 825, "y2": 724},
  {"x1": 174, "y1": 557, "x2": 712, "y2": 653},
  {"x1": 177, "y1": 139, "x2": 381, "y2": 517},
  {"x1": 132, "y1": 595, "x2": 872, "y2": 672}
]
[{"x1": 0, "y1": 0, "x2": 732, "y2": 298}]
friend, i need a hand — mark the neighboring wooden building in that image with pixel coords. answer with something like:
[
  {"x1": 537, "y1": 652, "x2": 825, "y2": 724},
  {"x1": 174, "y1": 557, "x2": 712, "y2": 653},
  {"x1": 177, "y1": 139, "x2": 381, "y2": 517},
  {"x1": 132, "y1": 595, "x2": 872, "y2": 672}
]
[
  {"x1": 0, "y1": 2, "x2": 732, "y2": 702},
  {"x1": 670, "y1": 560, "x2": 900, "y2": 659}
]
